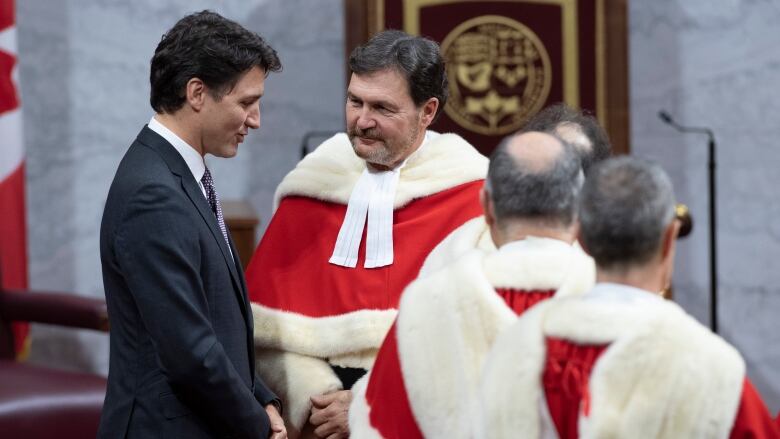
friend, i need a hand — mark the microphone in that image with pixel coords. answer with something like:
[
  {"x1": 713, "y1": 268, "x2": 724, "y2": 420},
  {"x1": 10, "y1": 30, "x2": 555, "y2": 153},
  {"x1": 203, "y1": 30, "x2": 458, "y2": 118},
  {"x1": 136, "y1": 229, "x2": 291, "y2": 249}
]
[
  {"x1": 658, "y1": 110, "x2": 673, "y2": 125},
  {"x1": 658, "y1": 109, "x2": 718, "y2": 333},
  {"x1": 657, "y1": 110, "x2": 715, "y2": 143}
]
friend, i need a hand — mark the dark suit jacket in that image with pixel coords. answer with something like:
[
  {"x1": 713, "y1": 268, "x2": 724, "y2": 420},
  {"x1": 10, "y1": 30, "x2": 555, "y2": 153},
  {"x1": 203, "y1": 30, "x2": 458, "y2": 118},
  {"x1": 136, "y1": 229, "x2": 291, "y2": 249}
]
[{"x1": 98, "y1": 126, "x2": 278, "y2": 438}]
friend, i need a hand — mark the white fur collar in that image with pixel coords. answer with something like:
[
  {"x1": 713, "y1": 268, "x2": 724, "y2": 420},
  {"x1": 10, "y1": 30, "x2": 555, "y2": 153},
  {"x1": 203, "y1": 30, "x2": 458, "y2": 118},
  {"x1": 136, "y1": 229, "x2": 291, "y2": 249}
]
[
  {"x1": 396, "y1": 241, "x2": 595, "y2": 439},
  {"x1": 419, "y1": 218, "x2": 596, "y2": 297},
  {"x1": 418, "y1": 216, "x2": 495, "y2": 278},
  {"x1": 479, "y1": 286, "x2": 745, "y2": 439},
  {"x1": 273, "y1": 132, "x2": 487, "y2": 210},
  {"x1": 484, "y1": 237, "x2": 595, "y2": 296}
]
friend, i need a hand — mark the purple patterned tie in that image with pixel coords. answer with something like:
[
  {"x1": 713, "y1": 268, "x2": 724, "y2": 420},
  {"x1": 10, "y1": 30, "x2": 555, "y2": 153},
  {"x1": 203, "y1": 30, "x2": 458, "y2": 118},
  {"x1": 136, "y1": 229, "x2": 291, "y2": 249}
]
[{"x1": 201, "y1": 168, "x2": 231, "y2": 249}]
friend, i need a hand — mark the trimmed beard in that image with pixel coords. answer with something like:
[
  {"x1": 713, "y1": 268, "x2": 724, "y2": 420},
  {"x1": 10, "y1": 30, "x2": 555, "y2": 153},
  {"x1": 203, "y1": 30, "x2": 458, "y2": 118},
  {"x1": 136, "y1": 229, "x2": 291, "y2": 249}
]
[{"x1": 348, "y1": 118, "x2": 421, "y2": 169}]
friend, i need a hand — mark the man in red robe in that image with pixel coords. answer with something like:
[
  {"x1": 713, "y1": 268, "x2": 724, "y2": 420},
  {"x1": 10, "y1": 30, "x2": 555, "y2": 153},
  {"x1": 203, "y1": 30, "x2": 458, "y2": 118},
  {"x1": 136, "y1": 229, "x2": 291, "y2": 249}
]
[
  {"x1": 481, "y1": 156, "x2": 780, "y2": 438},
  {"x1": 349, "y1": 131, "x2": 596, "y2": 438},
  {"x1": 244, "y1": 30, "x2": 487, "y2": 437}
]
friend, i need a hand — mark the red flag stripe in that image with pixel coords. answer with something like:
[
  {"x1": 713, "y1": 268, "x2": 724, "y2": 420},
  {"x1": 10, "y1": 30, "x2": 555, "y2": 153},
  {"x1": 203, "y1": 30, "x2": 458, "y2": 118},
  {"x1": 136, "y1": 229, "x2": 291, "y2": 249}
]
[
  {"x1": 0, "y1": 0, "x2": 27, "y2": 355},
  {"x1": 0, "y1": 0, "x2": 13, "y2": 33},
  {"x1": 0, "y1": 162, "x2": 27, "y2": 289},
  {"x1": 0, "y1": 162, "x2": 29, "y2": 353}
]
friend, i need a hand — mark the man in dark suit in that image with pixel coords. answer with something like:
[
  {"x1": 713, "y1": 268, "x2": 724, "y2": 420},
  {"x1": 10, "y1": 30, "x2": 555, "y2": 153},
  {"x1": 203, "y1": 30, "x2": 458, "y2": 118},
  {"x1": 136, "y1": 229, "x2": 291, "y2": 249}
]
[{"x1": 99, "y1": 11, "x2": 285, "y2": 438}]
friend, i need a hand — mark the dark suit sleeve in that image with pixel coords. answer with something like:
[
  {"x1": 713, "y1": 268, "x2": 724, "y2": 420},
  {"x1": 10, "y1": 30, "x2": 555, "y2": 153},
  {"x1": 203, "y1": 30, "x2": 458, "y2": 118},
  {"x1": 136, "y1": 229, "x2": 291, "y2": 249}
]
[
  {"x1": 254, "y1": 378, "x2": 282, "y2": 415},
  {"x1": 114, "y1": 182, "x2": 270, "y2": 439}
]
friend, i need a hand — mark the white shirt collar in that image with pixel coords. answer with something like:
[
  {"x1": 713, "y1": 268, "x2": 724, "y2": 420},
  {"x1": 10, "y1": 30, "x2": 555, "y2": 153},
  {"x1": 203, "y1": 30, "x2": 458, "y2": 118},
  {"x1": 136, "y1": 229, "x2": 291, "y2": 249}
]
[
  {"x1": 584, "y1": 282, "x2": 664, "y2": 304},
  {"x1": 148, "y1": 116, "x2": 206, "y2": 184},
  {"x1": 498, "y1": 236, "x2": 574, "y2": 254}
]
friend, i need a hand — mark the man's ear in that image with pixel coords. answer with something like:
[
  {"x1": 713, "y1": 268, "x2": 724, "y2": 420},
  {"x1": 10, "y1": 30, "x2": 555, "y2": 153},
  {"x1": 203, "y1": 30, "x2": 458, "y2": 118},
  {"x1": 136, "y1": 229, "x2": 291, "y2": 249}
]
[
  {"x1": 661, "y1": 219, "x2": 681, "y2": 261},
  {"x1": 569, "y1": 220, "x2": 581, "y2": 246},
  {"x1": 186, "y1": 77, "x2": 207, "y2": 111},
  {"x1": 419, "y1": 97, "x2": 439, "y2": 128},
  {"x1": 659, "y1": 218, "x2": 681, "y2": 292},
  {"x1": 480, "y1": 187, "x2": 495, "y2": 228}
]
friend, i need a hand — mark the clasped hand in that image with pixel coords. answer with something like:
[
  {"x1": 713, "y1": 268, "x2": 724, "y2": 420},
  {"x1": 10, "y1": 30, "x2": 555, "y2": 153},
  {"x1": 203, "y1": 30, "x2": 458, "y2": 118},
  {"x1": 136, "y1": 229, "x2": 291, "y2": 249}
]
[
  {"x1": 266, "y1": 404, "x2": 287, "y2": 439},
  {"x1": 309, "y1": 389, "x2": 352, "y2": 439}
]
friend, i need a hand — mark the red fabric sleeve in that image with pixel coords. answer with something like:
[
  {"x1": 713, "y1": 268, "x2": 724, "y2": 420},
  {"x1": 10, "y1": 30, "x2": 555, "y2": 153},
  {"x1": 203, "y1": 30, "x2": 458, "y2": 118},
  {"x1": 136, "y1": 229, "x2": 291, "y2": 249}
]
[
  {"x1": 729, "y1": 378, "x2": 780, "y2": 439},
  {"x1": 365, "y1": 321, "x2": 425, "y2": 439}
]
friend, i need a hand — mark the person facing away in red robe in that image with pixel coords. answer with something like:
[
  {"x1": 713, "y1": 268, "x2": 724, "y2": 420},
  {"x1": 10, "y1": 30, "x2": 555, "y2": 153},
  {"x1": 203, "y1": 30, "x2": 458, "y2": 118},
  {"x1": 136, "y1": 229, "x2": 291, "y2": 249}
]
[
  {"x1": 348, "y1": 132, "x2": 596, "y2": 439},
  {"x1": 480, "y1": 156, "x2": 780, "y2": 439},
  {"x1": 244, "y1": 30, "x2": 487, "y2": 438}
]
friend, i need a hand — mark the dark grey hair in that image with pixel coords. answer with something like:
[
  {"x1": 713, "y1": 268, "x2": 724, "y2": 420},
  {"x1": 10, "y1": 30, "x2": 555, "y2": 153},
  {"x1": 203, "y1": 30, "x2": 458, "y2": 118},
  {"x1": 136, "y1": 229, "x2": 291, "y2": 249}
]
[
  {"x1": 349, "y1": 30, "x2": 448, "y2": 120},
  {"x1": 522, "y1": 103, "x2": 611, "y2": 174},
  {"x1": 578, "y1": 156, "x2": 676, "y2": 269},
  {"x1": 485, "y1": 133, "x2": 584, "y2": 227}
]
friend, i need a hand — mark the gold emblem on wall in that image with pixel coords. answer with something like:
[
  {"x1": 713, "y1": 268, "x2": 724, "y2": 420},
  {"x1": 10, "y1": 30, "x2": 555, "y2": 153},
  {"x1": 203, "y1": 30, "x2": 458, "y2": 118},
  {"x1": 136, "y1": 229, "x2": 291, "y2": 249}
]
[{"x1": 441, "y1": 15, "x2": 552, "y2": 135}]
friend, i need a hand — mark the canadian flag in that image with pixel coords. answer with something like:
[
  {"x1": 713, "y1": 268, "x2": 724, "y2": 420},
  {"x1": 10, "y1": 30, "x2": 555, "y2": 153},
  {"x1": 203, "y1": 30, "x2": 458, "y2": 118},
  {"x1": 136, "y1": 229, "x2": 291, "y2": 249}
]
[{"x1": 0, "y1": 0, "x2": 29, "y2": 355}]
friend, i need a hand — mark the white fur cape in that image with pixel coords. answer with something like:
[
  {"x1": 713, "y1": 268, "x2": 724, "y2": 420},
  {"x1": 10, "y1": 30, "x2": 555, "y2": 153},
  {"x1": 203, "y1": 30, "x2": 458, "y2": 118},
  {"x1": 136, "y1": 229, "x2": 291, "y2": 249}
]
[
  {"x1": 479, "y1": 287, "x2": 745, "y2": 439},
  {"x1": 350, "y1": 238, "x2": 596, "y2": 439},
  {"x1": 418, "y1": 215, "x2": 495, "y2": 278},
  {"x1": 272, "y1": 131, "x2": 487, "y2": 210},
  {"x1": 253, "y1": 131, "x2": 487, "y2": 435}
]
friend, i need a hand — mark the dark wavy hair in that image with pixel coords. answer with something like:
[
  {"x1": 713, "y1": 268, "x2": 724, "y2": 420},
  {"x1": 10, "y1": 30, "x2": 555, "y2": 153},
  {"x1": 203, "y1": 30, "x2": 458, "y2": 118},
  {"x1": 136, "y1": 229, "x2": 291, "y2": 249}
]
[
  {"x1": 349, "y1": 30, "x2": 448, "y2": 120},
  {"x1": 150, "y1": 10, "x2": 281, "y2": 113}
]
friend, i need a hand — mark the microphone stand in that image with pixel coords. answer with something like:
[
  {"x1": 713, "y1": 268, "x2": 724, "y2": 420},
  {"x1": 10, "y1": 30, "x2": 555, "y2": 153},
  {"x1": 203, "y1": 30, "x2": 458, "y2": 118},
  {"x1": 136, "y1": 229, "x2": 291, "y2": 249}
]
[{"x1": 658, "y1": 111, "x2": 718, "y2": 333}]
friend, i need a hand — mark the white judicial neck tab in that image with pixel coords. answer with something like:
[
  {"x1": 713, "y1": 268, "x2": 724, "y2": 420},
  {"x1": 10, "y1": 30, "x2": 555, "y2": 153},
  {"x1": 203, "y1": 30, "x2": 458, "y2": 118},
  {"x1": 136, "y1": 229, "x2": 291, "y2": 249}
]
[{"x1": 329, "y1": 132, "x2": 436, "y2": 269}]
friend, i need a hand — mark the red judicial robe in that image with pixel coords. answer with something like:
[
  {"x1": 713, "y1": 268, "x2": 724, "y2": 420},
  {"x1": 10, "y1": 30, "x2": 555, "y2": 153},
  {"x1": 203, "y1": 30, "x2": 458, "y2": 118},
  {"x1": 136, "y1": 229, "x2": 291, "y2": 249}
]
[
  {"x1": 542, "y1": 338, "x2": 780, "y2": 439},
  {"x1": 245, "y1": 132, "x2": 487, "y2": 431},
  {"x1": 481, "y1": 283, "x2": 780, "y2": 439},
  {"x1": 349, "y1": 238, "x2": 596, "y2": 439}
]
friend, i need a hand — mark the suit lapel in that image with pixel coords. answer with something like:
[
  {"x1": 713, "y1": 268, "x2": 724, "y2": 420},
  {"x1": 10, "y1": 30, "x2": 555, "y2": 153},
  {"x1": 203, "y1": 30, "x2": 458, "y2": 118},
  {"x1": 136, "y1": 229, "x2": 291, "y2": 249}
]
[
  {"x1": 228, "y1": 232, "x2": 257, "y2": 374},
  {"x1": 136, "y1": 126, "x2": 250, "y2": 319},
  {"x1": 224, "y1": 225, "x2": 252, "y2": 320}
]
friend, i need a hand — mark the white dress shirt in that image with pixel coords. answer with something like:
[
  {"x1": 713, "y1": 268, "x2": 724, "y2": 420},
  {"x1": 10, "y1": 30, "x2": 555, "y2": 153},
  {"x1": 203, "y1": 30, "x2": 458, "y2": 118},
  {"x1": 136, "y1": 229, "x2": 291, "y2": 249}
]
[{"x1": 147, "y1": 116, "x2": 207, "y2": 199}]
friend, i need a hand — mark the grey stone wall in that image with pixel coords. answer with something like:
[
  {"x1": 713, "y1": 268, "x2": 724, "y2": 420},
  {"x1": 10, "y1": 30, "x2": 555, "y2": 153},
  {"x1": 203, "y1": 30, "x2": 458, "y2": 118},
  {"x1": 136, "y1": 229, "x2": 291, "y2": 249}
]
[
  {"x1": 630, "y1": 0, "x2": 780, "y2": 411},
  {"x1": 17, "y1": 0, "x2": 344, "y2": 374}
]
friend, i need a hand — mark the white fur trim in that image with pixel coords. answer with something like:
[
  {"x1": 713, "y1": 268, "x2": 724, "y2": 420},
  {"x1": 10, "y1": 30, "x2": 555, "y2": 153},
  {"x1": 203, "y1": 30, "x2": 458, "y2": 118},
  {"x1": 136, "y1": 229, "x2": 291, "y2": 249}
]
[
  {"x1": 254, "y1": 349, "x2": 342, "y2": 433},
  {"x1": 348, "y1": 373, "x2": 384, "y2": 439},
  {"x1": 478, "y1": 304, "x2": 548, "y2": 439},
  {"x1": 252, "y1": 302, "x2": 396, "y2": 365},
  {"x1": 273, "y1": 132, "x2": 487, "y2": 210},
  {"x1": 480, "y1": 292, "x2": 746, "y2": 439},
  {"x1": 418, "y1": 216, "x2": 495, "y2": 278},
  {"x1": 396, "y1": 240, "x2": 594, "y2": 439},
  {"x1": 482, "y1": 238, "x2": 595, "y2": 294}
]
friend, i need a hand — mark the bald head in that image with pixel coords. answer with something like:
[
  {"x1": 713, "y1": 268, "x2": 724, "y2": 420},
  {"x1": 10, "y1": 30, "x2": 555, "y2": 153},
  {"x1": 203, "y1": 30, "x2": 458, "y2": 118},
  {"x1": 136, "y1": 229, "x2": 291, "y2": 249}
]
[
  {"x1": 504, "y1": 131, "x2": 567, "y2": 174},
  {"x1": 485, "y1": 131, "x2": 583, "y2": 228}
]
